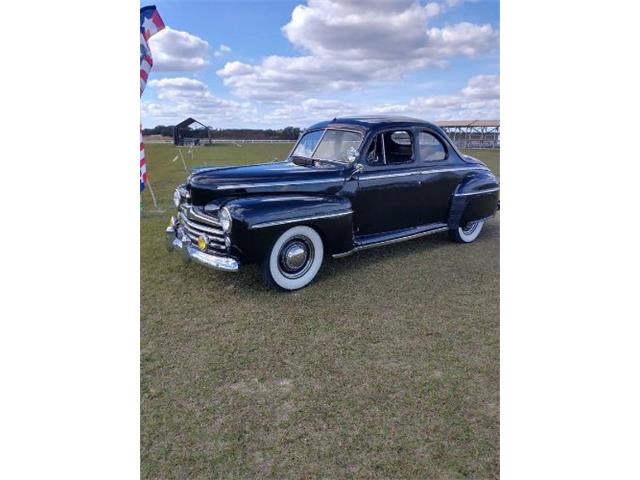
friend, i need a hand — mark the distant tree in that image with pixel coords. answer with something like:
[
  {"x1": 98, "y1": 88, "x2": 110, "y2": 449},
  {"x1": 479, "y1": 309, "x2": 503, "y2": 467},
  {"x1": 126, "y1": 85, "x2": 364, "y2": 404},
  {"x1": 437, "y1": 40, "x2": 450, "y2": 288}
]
[{"x1": 143, "y1": 125, "x2": 302, "y2": 140}]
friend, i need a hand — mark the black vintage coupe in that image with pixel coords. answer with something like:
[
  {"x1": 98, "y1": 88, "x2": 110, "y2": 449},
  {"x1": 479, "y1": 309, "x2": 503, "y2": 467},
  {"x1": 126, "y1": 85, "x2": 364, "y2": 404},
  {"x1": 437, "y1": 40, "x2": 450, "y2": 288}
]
[{"x1": 166, "y1": 116, "x2": 499, "y2": 290}]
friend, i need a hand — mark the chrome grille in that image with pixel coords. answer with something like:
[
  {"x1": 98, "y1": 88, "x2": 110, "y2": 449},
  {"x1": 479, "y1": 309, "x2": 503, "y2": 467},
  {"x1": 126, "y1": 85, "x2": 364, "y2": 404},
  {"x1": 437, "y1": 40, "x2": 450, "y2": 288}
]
[
  {"x1": 177, "y1": 206, "x2": 226, "y2": 252},
  {"x1": 179, "y1": 204, "x2": 221, "y2": 227}
]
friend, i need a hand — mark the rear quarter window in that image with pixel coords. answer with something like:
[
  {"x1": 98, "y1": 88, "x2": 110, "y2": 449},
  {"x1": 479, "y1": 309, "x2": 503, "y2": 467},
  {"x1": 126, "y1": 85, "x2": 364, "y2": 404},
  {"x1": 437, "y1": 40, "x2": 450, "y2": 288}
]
[{"x1": 418, "y1": 131, "x2": 447, "y2": 161}]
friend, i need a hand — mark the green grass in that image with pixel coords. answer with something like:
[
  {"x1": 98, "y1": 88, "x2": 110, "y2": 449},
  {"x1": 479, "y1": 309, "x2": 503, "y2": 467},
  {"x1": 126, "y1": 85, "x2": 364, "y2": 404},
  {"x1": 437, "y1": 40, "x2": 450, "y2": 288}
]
[
  {"x1": 141, "y1": 143, "x2": 500, "y2": 478},
  {"x1": 461, "y1": 148, "x2": 500, "y2": 177}
]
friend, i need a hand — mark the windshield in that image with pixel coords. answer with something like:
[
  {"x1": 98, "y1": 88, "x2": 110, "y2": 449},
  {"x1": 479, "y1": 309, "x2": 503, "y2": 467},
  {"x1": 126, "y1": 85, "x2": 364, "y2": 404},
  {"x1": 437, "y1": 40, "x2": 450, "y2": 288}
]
[{"x1": 291, "y1": 129, "x2": 363, "y2": 164}]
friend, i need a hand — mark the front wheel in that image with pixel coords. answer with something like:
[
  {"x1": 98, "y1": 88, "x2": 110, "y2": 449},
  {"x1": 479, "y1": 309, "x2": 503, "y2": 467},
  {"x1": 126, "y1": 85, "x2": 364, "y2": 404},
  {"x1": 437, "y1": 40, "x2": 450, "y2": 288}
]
[
  {"x1": 261, "y1": 225, "x2": 324, "y2": 291},
  {"x1": 449, "y1": 220, "x2": 485, "y2": 243}
]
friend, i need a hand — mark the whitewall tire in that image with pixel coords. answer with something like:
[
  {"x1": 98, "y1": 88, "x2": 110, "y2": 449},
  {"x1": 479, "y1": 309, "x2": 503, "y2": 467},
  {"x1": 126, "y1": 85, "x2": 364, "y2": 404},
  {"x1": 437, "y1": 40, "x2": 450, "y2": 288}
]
[
  {"x1": 449, "y1": 220, "x2": 485, "y2": 243},
  {"x1": 262, "y1": 225, "x2": 324, "y2": 291}
]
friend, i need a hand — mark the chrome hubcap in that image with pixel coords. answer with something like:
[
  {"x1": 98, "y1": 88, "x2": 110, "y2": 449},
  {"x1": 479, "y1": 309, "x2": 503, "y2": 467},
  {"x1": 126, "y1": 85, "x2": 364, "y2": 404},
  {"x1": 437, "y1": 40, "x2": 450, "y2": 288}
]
[
  {"x1": 278, "y1": 236, "x2": 314, "y2": 279},
  {"x1": 462, "y1": 221, "x2": 479, "y2": 235},
  {"x1": 283, "y1": 242, "x2": 308, "y2": 270}
]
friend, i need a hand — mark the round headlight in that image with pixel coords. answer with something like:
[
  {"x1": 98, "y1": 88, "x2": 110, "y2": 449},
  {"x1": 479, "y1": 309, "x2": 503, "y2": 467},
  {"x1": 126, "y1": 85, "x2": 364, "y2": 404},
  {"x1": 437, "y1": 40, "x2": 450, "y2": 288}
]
[
  {"x1": 219, "y1": 207, "x2": 232, "y2": 233},
  {"x1": 173, "y1": 189, "x2": 181, "y2": 208}
]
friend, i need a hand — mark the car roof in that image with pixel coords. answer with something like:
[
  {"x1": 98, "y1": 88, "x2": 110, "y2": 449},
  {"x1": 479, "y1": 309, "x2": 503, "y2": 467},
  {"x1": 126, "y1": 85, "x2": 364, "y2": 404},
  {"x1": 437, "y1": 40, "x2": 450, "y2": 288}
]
[{"x1": 307, "y1": 116, "x2": 441, "y2": 132}]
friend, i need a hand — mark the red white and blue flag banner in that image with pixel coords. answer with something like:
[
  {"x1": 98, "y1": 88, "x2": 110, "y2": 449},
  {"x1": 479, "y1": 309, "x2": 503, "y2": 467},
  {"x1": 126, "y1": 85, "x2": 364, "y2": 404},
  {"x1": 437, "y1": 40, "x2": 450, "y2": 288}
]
[
  {"x1": 140, "y1": 127, "x2": 147, "y2": 190},
  {"x1": 140, "y1": 5, "x2": 165, "y2": 97},
  {"x1": 140, "y1": 5, "x2": 165, "y2": 193}
]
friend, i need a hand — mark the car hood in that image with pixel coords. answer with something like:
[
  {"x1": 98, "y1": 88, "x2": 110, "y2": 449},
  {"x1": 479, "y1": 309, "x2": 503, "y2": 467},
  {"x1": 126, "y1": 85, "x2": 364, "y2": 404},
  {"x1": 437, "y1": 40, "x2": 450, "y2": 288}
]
[{"x1": 188, "y1": 160, "x2": 346, "y2": 204}]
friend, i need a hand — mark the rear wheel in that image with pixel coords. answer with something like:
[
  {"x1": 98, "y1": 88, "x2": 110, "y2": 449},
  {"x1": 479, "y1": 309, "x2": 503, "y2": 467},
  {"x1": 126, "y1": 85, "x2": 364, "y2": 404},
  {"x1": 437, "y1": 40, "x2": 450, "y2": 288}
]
[
  {"x1": 261, "y1": 225, "x2": 324, "y2": 291},
  {"x1": 449, "y1": 220, "x2": 485, "y2": 243}
]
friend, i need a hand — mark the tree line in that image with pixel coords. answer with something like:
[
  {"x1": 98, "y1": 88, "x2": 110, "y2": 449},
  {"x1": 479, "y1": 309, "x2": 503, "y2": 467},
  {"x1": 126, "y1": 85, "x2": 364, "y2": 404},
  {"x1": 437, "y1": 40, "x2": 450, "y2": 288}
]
[{"x1": 142, "y1": 125, "x2": 301, "y2": 140}]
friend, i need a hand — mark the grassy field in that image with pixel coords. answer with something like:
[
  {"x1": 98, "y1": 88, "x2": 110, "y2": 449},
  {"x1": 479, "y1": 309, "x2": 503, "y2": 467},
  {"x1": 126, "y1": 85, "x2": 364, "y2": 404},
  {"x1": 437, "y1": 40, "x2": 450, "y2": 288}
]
[{"x1": 141, "y1": 143, "x2": 499, "y2": 478}]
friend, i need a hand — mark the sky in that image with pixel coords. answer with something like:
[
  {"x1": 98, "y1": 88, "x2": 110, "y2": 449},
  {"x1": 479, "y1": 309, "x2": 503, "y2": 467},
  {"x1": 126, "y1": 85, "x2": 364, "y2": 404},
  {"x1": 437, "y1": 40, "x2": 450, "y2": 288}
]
[{"x1": 140, "y1": 0, "x2": 499, "y2": 129}]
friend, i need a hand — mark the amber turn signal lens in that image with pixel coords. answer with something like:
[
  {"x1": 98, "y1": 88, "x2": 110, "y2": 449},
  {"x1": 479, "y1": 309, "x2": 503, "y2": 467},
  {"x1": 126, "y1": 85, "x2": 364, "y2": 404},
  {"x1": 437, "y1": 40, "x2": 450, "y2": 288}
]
[{"x1": 197, "y1": 235, "x2": 208, "y2": 252}]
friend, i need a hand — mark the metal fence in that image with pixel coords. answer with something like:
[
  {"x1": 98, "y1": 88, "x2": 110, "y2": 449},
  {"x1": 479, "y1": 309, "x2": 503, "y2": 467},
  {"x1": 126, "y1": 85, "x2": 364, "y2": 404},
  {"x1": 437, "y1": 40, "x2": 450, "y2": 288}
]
[
  {"x1": 451, "y1": 139, "x2": 500, "y2": 149},
  {"x1": 440, "y1": 125, "x2": 500, "y2": 150}
]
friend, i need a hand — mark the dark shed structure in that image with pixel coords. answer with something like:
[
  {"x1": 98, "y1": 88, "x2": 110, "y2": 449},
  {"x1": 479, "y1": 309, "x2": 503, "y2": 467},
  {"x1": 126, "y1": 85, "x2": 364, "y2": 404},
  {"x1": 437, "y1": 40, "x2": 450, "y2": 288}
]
[{"x1": 173, "y1": 117, "x2": 211, "y2": 146}]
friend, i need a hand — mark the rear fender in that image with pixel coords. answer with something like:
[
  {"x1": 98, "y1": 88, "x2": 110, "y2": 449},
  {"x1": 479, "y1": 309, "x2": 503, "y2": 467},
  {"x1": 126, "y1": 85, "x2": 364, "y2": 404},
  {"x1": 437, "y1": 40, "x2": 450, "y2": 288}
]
[
  {"x1": 217, "y1": 195, "x2": 354, "y2": 263},
  {"x1": 448, "y1": 171, "x2": 500, "y2": 229}
]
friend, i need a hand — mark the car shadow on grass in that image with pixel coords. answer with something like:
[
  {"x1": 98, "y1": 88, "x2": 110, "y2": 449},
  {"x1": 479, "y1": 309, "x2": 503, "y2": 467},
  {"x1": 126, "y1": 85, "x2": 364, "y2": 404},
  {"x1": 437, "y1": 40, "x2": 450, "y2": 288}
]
[
  {"x1": 322, "y1": 219, "x2": 497, "y2": 275},
  {"x1": 194, "y1": 220, "x2": 499, "y2": 295}
]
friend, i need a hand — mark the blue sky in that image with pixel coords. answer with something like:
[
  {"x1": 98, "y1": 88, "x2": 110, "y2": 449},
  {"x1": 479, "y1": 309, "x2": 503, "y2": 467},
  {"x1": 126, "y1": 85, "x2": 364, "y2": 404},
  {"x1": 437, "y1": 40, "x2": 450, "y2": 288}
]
[{"x1": 141, "y1": 0, "x2": 499, "y2": 128}]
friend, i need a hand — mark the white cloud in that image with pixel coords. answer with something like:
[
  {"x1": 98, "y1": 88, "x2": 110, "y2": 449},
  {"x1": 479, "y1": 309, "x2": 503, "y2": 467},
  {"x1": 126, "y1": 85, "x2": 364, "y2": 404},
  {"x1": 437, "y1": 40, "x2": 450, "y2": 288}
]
[
  {"x1": 461, "y1": 74, "x2": 500, "y2": 99},
  {"x1": 214, "y1": 44, "x2": 232, "y2": 57},
  {"x1": 424, "y1": 2, "x2": 442, "y2": 18},
  {"x1": 148, "y1": 27, "x2": 210, "y2": 71},
  {"x1": 218, "y1": 56, "x2": 382, "y2": 101},
  {"x1": 148, "y1": 77, "x2": 208, "y2": 95},
  {"x1": 143, "y1": 77, "x2": 256, "y2": 124},
  {"x1": 142, "y1": 74, "x2": 498, "y2": 128},
  {"x1": 218, "y1": 0, "x2": 497, "y2": 100},
  {"x1": 403, "y1": 74, "x2": 500, "y2": 119},
  {"x1": 264, "y1": 98, "x2": 357, "y2": 124},
  {"x1": 261, "y1": 74, "x2": 499, "y2": 125}
]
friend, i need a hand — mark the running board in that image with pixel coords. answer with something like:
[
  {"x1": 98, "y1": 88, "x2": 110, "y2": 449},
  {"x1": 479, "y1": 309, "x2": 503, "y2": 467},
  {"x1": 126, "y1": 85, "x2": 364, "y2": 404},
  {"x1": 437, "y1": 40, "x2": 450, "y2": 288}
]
[{"x1": 333, "y1": 223, "x2": 449, "y2": 258}]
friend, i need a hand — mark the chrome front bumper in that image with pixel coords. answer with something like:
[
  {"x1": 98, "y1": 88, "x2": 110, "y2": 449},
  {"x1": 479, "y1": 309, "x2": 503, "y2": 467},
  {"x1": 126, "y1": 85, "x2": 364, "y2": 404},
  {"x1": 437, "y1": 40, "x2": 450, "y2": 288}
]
[{"x1": 165, "y1": 226, "x2": 239, "y2": 272}]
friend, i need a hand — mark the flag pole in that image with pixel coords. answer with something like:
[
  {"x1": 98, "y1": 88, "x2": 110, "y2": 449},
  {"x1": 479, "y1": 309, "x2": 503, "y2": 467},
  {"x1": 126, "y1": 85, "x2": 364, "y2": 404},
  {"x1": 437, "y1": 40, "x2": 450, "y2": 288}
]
[
  {"x1": 178, "y1": 148, "x2": 188, "y2": 172},
  {"x1": 145, "y1": 178, "x2": 158, "y2": 208},
  {"x1": 140, "y1": 5, "x2": 166, "y2": 212}
]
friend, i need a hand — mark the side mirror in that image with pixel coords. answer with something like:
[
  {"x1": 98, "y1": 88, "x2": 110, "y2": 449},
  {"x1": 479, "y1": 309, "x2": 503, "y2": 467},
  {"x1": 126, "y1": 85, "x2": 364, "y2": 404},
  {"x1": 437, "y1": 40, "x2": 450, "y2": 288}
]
[
  {"x1": 345, "y1": 146, "x2": 359, "y2": 164},
  {"x1": 349, "y1": 163, "x2": 364, "y2": 180}
]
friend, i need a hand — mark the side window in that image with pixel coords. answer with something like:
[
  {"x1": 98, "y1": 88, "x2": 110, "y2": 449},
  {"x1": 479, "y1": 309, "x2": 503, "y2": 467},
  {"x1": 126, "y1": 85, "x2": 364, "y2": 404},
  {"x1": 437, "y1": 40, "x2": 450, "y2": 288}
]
[
  {"x1": 366, "y1": 134, "x2": 385, "y2": 166},
  {"x1": 365, "y1": 130, "x2": 415, "y2": 166},
  {"x1": 385, "y1": 130, "x2": 414, "y2": 164},
  {"x1": 418, "y1": 131, "x2": 446, "y2": 161}
]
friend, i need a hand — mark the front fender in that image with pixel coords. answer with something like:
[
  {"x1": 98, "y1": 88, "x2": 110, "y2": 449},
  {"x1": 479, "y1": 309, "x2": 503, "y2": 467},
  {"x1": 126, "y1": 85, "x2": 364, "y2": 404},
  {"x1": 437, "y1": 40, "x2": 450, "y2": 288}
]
[
  {"x1": 448, "y1": 170, "x2": 500, "y2": 229},
  {"x1": 215, "y1": 195, "x2": 354, "y2": 264}
]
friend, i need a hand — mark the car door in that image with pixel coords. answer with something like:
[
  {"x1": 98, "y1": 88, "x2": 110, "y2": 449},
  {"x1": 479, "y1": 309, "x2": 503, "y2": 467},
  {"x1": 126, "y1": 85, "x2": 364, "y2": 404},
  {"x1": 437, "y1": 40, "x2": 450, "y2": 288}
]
[
  {"x1": 417, "y1": 129, "x2": 467, "y2": 225},
  {"x1": 352, "y1": 129, "x2": 424, "y2": 236}
]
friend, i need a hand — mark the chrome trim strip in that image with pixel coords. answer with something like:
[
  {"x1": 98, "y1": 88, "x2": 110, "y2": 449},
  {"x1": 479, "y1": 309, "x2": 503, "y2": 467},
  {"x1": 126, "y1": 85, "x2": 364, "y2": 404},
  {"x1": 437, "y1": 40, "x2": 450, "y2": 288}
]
[
  {"x1": 249, "y1": 210, "x2": 353, "y2": 229},
  {"x1": 204, "y1": 166, "x2": 486, "y2": 190},
  {"x1": 332, "y1": 224, "x2": 449, "y2": 258},
  {"x1": 381, "y1": 132, "x2": 386, "y2": 165},
  {"x1": 178, "y1": 213, "x2": 225, "y2": 238},
  {"x1": 310, "y1": 128, "x2": 328, "y2": 158},
  {"x1": 216, "y1": 178, "x2": 344, "y2": 190},
  {"x1": 186, "y1": 245, "x2": 238, "y2": 270},
  {"x1": 360, "y1": 166, "x2": 488, "y2": 181},
  {"x1": 181, "y1": 205, "x2": 221, "y2": 226},
  {"x1": 360, "y1": 171, "x2": 421, "y2": 180},
  {"x1": 181, "y1": 229, "x2": 225, "y2": 247},
  {"x1": 454, "y1": 187, "x2": 500, "y2": 196}
]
